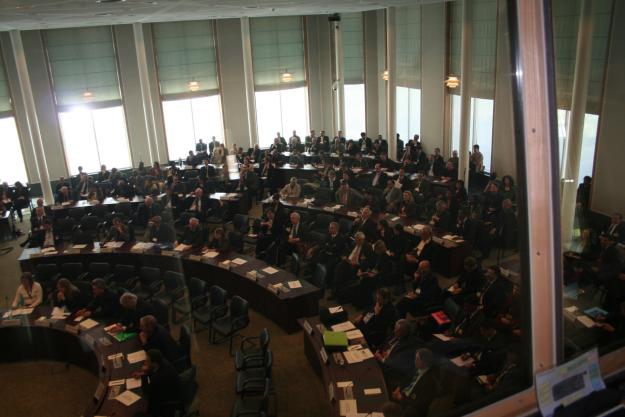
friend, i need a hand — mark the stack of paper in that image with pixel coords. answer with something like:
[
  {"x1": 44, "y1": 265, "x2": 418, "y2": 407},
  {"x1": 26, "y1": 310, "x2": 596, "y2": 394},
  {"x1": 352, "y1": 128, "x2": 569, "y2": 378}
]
[
  {"x1": 125, "y1": 377, "x2": 142, "y2": 390},
  {"x1": 115, "y1": 390, "x2": 141, "y2": 406},
  {"x1": 51, "y1": 307, "x2": 68, "y2": 319},
  {"x1": 202, "y1": 251, "x2": 219, "y2": 259},
  {"x1": 3, "y1": 307, "x2": 34, "y2": 318},
  {"x1": 175, "y1": 243, "x2": 190, "y2": 252},
  {"x1": 345, "y1": 329, "x2": 364, "y2": 340},
  {"x1": 287, "y1": 280, "x2": 302, "y2": 289},
  {"x1": 343, "y1": 348, "x2": 374, "y2": 364},
  {"x1": 329, "y1": 306, "x2": 344, "y2": 314},
  {"x1": 433, "y1": 333, "x2": 453, "y2": 342},
  {"x1": 231, "y1": 258, "x2": 247, "y2": 266},
  {"x1": 331, "y1": 321, "x2": 356, "y2": 332},
  {"x1": 127, "y1": 350, "x2": 147, "y2": 364},
  {"x1": 79, "y1": 318, "x2": 99, "y2": 330},
  {"x1": 262, "y1": 266, "x2": 279, "y2": 275},
  {"x1": 72, "y1": 244, "x2": 87, "y2": 249},
  {"x1": 103, "y1": 241, "x2": 124, "y2": 249}
]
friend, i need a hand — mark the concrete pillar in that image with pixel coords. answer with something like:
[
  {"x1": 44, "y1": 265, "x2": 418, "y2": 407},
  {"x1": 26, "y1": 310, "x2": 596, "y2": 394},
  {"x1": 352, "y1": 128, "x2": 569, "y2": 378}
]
[
  {"x1": 9, "y1": 31, "x2": 54, "y2": 204},
  {"x1": 377, "y1": 10, "x2": 387, "y2": 139},
  {"x1": 458, "y1": 0, "x2": 473, "y2": 185},
  {"x1": 364, "y1": 11, "x2": 380, "y2": 136},
  {"x1": 561, "y1": 0, "x2": 594, "y2": 246},
  {"x1": 334, "y1": 20, "x2": 346, "y2": 132},
  {"x1": 386, "y1": 8, "x2": 397, "y2": 161},
  {"x1": 240, "y1": 17, "x2": 257, "y2": 149}
]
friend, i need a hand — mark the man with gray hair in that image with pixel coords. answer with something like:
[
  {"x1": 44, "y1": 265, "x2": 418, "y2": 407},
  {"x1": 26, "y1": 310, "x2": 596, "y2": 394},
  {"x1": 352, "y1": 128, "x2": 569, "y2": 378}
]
[
  {"x1": 116, "y1": 292, "x2": 154, "y2": 332},
  {"x1": 375, "y1": 319, "x2": 419, "y2": 389},
  {"x1": 392, "y1": 348, "x2": 441, "y2": 417},
  {"x1": 178, "y1": 217, "x2": 204, "y2": 249},
  {"x1": 139, "y1": 315, "x2": 184, "y2": 364}
]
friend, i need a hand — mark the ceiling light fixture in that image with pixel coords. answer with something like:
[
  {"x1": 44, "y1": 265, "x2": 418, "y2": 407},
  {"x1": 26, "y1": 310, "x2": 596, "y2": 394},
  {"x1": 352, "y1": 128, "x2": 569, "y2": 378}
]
[
  {"x1": 280, "y1": 70, "x2": 293, "y2": 83},
  {"x1": 83, "y1": 89, "x2": 95, "y2": 102},
  {"x1": 187, "y1": 80, "x2": 200, "y2": 92},
  {"x1": 445, "y1": 75, "x2": 460, "y2": 89},
  {"x1": 381, "y1": 70, "x2": 389, "y2": 81}
]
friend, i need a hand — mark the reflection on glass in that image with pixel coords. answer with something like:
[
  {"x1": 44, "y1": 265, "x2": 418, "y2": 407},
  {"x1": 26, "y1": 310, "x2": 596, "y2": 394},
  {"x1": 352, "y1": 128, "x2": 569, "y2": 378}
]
[
  {"x1": 162, "y1": 95, "x2": 224, "y2": 160},
  {"x1": 255, "y1": 87, "x2": 309, "y2": 148},
  {"x1": 59, "y1": 106, "x2": 131, "y2": 174},
  {"x1": 396, "y1": 86, "x2": 421, "y2": 143},
  {"x1": 344, "y1": 84, "x2": 366, "y2": 140},
  {"x1": 0, "y1": 117, "x2": 29, "y2": 185}
]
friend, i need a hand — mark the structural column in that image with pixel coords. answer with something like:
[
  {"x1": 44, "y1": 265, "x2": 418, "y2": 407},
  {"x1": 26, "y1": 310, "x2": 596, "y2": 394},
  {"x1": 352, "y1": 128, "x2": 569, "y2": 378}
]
[
  {"x1": 240, "y1": 17, "x2": 258, "y2": 149},
  {"x1": 9, "y1": 31, "x2": 54, "y2": 204},
  {"x1": 560, "y1": 0, "x2": 594, "y2": 246},
  {"x1": 334, "y1": 19, "x2": 346, "y2": 133},
  {"x1": 364, "y1": 11, "x2": 380, "y2": 136},
  {"x1": 386, "y1": 8, "x2": 396, "y2": 161},
  {"x1": 458, "y1": 0, "x2": 473, "y2": 186}
]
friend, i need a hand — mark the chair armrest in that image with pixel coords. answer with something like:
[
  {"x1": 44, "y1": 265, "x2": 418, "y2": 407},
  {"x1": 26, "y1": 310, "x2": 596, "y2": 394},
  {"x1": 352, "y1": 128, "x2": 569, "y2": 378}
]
[
  {"x1": 208, "y1": 304, "x2": 228, "y2": 320},
  {"x1": 191, "y1": 294, "x2": 209, "y2": 310},
  {"x1": 240, "y1": 335, "x2": 261, "y2": 351},
  {"x1": 149, "y1": 280, "x2": 164, "y2": 293},
  {"x1": 76, "y1": 272, "x2": 90, "y2": 281}
]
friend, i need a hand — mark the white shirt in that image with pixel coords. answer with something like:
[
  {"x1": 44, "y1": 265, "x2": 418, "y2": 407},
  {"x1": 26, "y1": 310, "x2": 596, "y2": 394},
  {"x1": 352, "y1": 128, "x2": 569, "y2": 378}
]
[{"x1": 12, "y1": 281, "x2": 43, "y2": 308}]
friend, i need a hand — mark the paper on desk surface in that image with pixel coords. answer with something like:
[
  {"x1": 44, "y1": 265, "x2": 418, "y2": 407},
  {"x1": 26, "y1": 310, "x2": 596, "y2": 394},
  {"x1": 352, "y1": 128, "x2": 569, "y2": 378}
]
[
  {"x1": 433, "y1": 333, "x2": 453, "y2": 342},
  {"x1": 125, "y1": 377, "x2": 142, "y2": 390},
  {"x1": 339, "y1": 399, "x2": 357, "y2": 416},
  {"x1": 336, "y1": 381, "x2": 354, "y2": 388},
  {"x1": 364, "y1": 388, "x2": 382, "y2": 395},
  {"x1": 127, "y1": 350, "x2": 147, "y2": 364},
  {"x1": 79, "y1": 319, "x2": 99, "y2": 330},
  {"x1": 451, "y1": 355, "x2": 475, "y2": 367},
  {"x1": 345, "y1": 329, "x2": 364, "y2": 340},
  {"x1": 115, "y1": 389, "x2": 141, "y2": 406},
  {"x1": 202, "y1": 251, "x2": 219, "y2": 258},
  {"x1": 577, "y1": 315, "x2": 596, "y2": 328},
  {"x1": 329, "y1": 306, "x2": 344, "y2": 314},
  {"x1": 331, "y1": 321, "x2": 356, "y2": 332},
  {"x1": 262, "y1": 266, "x2": 278, "y2": 274},
  {"x1": 72, "y1": 244, "x2": 87, "y2": 249},
  {"x1": 231, "y1": 258, "x2": 247, "y2": 265},
  {"x1": 287, "y1": 280, "x2": 302, "y2": 289}
]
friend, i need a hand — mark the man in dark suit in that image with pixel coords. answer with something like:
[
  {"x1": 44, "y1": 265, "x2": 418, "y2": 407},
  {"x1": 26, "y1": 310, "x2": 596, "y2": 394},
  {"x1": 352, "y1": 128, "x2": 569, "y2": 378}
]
[
  {"x1": 396, "y1": 260, "x2": 442, "y2": 318},
  {"x1": 195, "y1": 139, "x2": 207, "y2": 152},
  {"x1": 358, "y1": 132, "x2": 372, "y2": 154},
  {"x1": 310, "y1": 222, "x2": 345, "y2": 284},
  {"x1": 455, "y1": 210, "x2": 477, "y2": 242},
  {"x1": 199, "y1": 158, "x2": 216, "y2": 180},
  {"x1": 144, "y1": 216, "x2": 176, "y2": 244},
  {"x1": 319, "y1": 130, "x2": 330, "y2": 152},
  {"x1": 392, "y1": 348, "x2": 441, "y2": 417},
  {"x1": 187, "y1": 187, "x2": 210, "y2": 221},
  {"x1": 431, "y1": 148, "x2": 446, "y2": 177},
  {"x1": 281, "y1": 211, "x2": 307, "y2": 261},
  {"x1": 429, "y1": 200, "x2": 451, "y2": 231},
  {"x1": 480, "y1": 266, "x2": 510, "y2": 318},
  {"x1": 76, "y1": 279, "x2": 121, "y2": 320},
  {"x1": 117, "y1": 292, "x2": 155, "y2": 332},
  {"x1": 412, "y1": 173, "x2": 431, "y2": 201},
  {"x1": 351, "y1": 206, "x2": 378, "y2": 242},
  {"x1": 112, "y1": 178, "x2": 134, "y2": 199},
  {"x1": 139, "y1": 315, "x2": 184, "y2": 364},
  {"x1": 136, "y1": 349, "x2": 182, "y2": 417},
  {"x1": 30, "y1": 218, "x2": 57, "y2": 248},
  {"x1": 178, "y1": 217, "x2": 204, "y2": 249},
  {"x1": 370, "y1": 163, "x2": 388, "y2": 189},
  {"x1": 335, "y1": 180, "x2": 363, "y2": 208},
  {"x1": 135, "y1": 196, "x2": 159, "y2": 227},
  {"x1": 333, "y1": 231, "x2": 374, "y2": 296},
  {"x1": 376, "y1": 319, "x2": 420, "y2": 388}
]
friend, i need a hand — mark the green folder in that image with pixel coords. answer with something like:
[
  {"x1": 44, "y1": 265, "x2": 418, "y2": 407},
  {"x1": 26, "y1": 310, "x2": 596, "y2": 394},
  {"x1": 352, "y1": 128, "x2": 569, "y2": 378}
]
[
  {"x1": 323, "y1": 331, "x2": 348, "y2": 351},
  {"x1": 113, "y1": 331, "x2": 137, "y2": 342}
]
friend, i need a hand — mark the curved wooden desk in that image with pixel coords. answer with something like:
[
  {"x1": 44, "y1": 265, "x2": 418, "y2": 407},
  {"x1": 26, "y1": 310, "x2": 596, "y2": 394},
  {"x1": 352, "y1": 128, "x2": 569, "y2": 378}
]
[
  {"x1": 299, "y1": 317, "x2": 389, "y2": 416},
  {"x1": 0, "y1": 306, "x2": 146, "y2": 417},
  {"x1": 19, "y1": 243, "x2": 321, "y2": 333}
]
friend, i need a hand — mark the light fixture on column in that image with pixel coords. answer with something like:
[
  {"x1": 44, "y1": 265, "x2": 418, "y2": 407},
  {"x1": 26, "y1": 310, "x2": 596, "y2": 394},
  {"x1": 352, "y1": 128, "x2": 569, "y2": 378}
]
[
  {"x1": 187, "y1": 80, "x2": 200, "y2": 92},
  {"x1": 280, "y1": 69, "x2": 293, "y2": 83},
  {"x1": 445, "y1": 75, "x2": 460, "y2": 89},
  {"x1": 381, "y1": 70, "x2": 389, "y2": 81},
  {"x1": 83, "y1": 89, "x2": 95, "y2": 102}
]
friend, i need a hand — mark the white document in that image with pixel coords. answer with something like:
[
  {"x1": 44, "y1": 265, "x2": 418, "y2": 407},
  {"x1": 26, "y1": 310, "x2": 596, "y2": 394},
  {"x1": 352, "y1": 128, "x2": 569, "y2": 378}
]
[
  {"x1": 51, "y1": 307, "x2": 67, "y2": 319},
  {"x1": 125, "y1": 378, "x2": 142, "y2": 390},
  {"x1": 175, "y1": 243, "x2": 190, "y2": 252},
  {"x1": 345, "y1": 329, "x2": 364, "y2": 340},
  {"x1": 390, "y1": 216, "x2": 400, "y2": 222},
  {"x1": 331, "y1": 321, "x2": 356, "y2": 332},
  {"x1": 108, "y1": 379, "x2": 125, "y2": 386},
  {"x1": 287, "y1": 280, "x2": 302, "y2": 289},
  {"x1": 339, "y1": 399, "x2": 358, "y2": 416},
  {"x1": 347, "y1": 344, "x2": 363, "y2": 351},
  {"x1": 451, "y1": 355, "x2": 475, "y2": 368},
  {"x1": 127, "y1": 350, "x2": 147, "y2": 364},
  {"x1": 329, "y1": 306, "x2": 344, "y2": 314},
  {"x1": 262, "y1": 266, "x2": 279, "y2": 275},
  {"x1": 364, "y1": 388, "x2": 382, "y2": 395},
  {"x1": 202, "y1": 251, "x2": 219, "y2": 259},
  {"x1": 107, "y1": 353, "x2": 123, "y2": 360},
  {"x1": 42, "y1": 247, "x2": 57, "y2": 253},
  {"x1": 231, "y1": 258, "x2": 247, "y2": 265},
  {"x1": 79, "y1": 319, "x2": 99, "y2": 330},
  {"x1": 72, "y1": 244, "x2": 87, "y2": 249},
  {"x1": 74, "y1": 315, "x2": 84, "y2": 322},
  {"x1": 577, "y1": 315, "x2": 596, "y2": 328},
  {"x1": 115, "y1": 390, "x2": 141, "y2": 406},
  {"x1": 564, "y1": 306, "x2": 579, "y2": 313},
  {"x1": 433, "y1": 333, "x2": 453, "y2": 342},
  {"x1": 103, "y1": 241, "x2": 124, "y2": 248},
  {"x1": 336, "y1": 381, "x2": 354, "y2": 388}
]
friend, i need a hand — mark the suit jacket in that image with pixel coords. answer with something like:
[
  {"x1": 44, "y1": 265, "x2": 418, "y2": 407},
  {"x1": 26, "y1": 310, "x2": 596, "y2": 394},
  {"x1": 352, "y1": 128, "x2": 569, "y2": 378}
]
[
  {"x1": 135, "y1": 203, "x2": 158, "y2": 226},
  {"x1": 142, "y1": 360, "x2": 182, "y2": 417},
  {"x1": 456, "y1": 217, "x2": 477, "y2": 242},
  {"x1": 401, "y1": 367, "x2": 442, "y2": 417},
  {"x1": 319, "y1": 234, "x2": 345, "y2": 262},
  {"x1": 188, "y1": 195, "x2": 210, "y2": 220},
  {"x1": 87, "y1": 289, "x2": 121, "y2": 320},
  {"x1": 480, "y1": 278, "x2": 509, "y2": 318},
  {"x1": 120, "y1": 299, "x2": 154, "y2": 331},
  {"x1": 144, "y1": 223, "x2": 176, "y2": 243},
  {"x1": 335, "y1": 188, "x2": 363, "y2": 208},
  {"x1": 145, "y1": 324, "x2": 184, "y2": 364},
  {"x1": 370, "y1": 171, "x2": 388, "y2": 189},
  {"x1": 352, "y1": 218, "x2": 378, "y2": 242},
  {"x1": 344, "y1": 241, "x2": 374, "y2": 269},
  {"x1": 284, "y1": 221, "x2": 307, "y2": 243},
  {"x1": 180, "y1": 226, "x2": 204, "y2": 248}
]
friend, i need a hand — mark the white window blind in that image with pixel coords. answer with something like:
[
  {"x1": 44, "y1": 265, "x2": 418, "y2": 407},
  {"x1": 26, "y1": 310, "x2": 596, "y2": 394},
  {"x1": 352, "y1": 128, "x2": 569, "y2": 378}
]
[
  {"x1": 45, "y1": 26, "x2": 121, "y2": 109},
  {"x1": 395, "y1": 6, "x2": 421, "y2": 89},
  {"x1": 449, "y1": 2, "x2": 463, "y2": 96},
  {"x1": 470, "y1": 0, "x2": 498, "y2": 100},
  {"x1": 250, "y1": 16, "x2": 306, "y2": 91},
  {"x1": 341, "y1": 13, "x2": 364, "y2": 85},
  {"x1": 152, "y1": 20, "x2": 219, "y2": 99}
]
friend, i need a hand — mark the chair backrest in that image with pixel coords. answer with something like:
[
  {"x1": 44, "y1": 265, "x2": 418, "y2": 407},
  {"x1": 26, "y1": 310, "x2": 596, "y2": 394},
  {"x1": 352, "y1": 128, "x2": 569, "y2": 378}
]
[
  {"x1": 291, "y1": 252, "x2": 300, "y2": 275},
  {"x1": 90, "y1": 204, "x2": 109, "y2": 219},
  {"x1": 89, "y1": 262, "x2": 112, "y2": 279},
  {"x1": 68, "y1": 207, "x2": 85, "y2": 221},
  {"x1": 80, "y1": 215, "x2": 100, "y2": 230},
  {"x1": 35, "y1": 263, "x2": 59, "y2": 280},
  {"x1": 311, "y1": 264, "x2": 327, "y2": 291},
  {"x1": 188, "y1": 277, "x2": 207, "y2": 299},
  {"x1": 178, "y1": 365, "x2": 198, "y2": 411},
  {"x1": 178, "y1": 211, "x2": 193, "y2": 227},
  {"x1": 259, "y1": 328, "x2": 270, "y2": 353},
  {"x1": 115, "y1": 202, "x2": 132, "y2": 216},
  {"x1": 228, "y1": 231, "x2": 244, "y2": 252},
  {"x1": 179, "y1": 324, "x2": 192, "y2": 359},
  {"x1": 114, "y1": 264, "x2": 136, "y2": 281},
  {"x1": 314, "y1": 213, "x2": 333, "y2": 231},
  {"x1": 140, "y1": 266, "x2": 161, "y2": 283},
  {"x1": 233, "y1": 214, "x2": 249, "y2": 234},
  {"x1": 151, "y1": 297, "x2": 169, "y2": 326},
  {"x1": 339, "y1": 218, "x2": 353, "y2": 236},
  {"x1": 60, "y1": 262, "x2": 84, "y2": 280},
  {"x1": 209, "y1": 285, "x2": 227, "y2": 306},
  {"x1": 163, "y1": 271, "x2": 184, "y2": 290},
  {"x1": 72, "y1": 230, "x2": 94, "y2": 245},
  {"x1": 230, "y1": 296, "x2": 249, "y2": 319}
]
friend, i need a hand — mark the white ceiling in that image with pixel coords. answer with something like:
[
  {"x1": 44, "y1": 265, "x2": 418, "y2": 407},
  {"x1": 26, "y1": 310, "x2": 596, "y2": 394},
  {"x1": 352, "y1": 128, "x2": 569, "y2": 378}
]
[{"x1": 0, "y1": 0, "x2": 438, "y2": 31}]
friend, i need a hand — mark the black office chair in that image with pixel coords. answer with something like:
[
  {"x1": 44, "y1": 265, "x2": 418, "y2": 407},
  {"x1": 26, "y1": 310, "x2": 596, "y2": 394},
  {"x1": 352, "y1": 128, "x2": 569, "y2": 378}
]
[
  {"x1": 79, "y1": 262, "x2": 112, "y2": 282},
  {"x1": 175, "y1": 211, "x2": 194, "y2": 234},
  {"x1": 54, "y1": 217, "x2": 76, "y2": 241},
  {"x1": 167, "y1": 365, "x2": 199, "y2": 417},
  {"x1": 133, "y1": 266, "x2": 163, "y2": 301},
  {"x1": 173, "y1": 277, "x2": 206, "y2": 324},
  {"x1": 68, "y1": 207, "x2": 86, "y2": 222},
  {"x1": 78, "y1": 215, "x2": 102, "y2": 240},
  {"x1": 60, "y1": 262, "x2": 84, "y2": 282},
  {"x1": 310, "y1": 213, "x2": 333, "y2": 233},
  {"x1": 230, "y1": 378, "x2": 271, "y2": 417},
  {"x1": 108, "y1": 264, "x2": 137, "y2": 288},
  {"x1": 210, "y1": 295, "x2": 250, "y2": 355},
  {"x1": 235, "y1": 328, "x2": 270, "y2": 371},
  {"x1": 173, "y1": 324, "x2": 192, "y2": 372},
  {"x1": 71, "y1": 230, "x2": 94, "y2": 245},
  {"x1": 309, "y1": 264, "x2": 327, "y2": 292},
  {"x1": 228, "y1": 231, "x2": 244, "y2": 253},
  {"x1": 338, "y1": 218, "x2": 353, "y2": 236},
  {"x1": 34, "y1": 263, "x2": 61, "y2": 295},
  {"x1": 192, "y1": 285, "x2": 228, "y2": 336},
  {"x1": 151, "y1": 297, "x2": 170, "y2": 329},
  {"x1": 90, "y1": 204, "x2": 109, "y2": 221},
  {"x1": 114, "y1": 202, "x2": 132, "y2": 218},
  {"x1": 73, "y1": 280, "x2": 94, "y2": 309},
  {"x1": 236, "y1": 350, "x2": 273, "y2": 395},
  {"x1": 231, "y1": 214, "x2": 249, "y2": 235},
  {"x1": 154, "y1": 271, "x2": 186, "y2": 307}
]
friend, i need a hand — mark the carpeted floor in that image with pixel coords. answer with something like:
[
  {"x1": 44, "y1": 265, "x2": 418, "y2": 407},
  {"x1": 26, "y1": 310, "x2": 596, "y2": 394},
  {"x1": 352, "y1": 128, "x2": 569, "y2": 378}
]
[{"x1": 0, "y1": 211, "x2": 329, "y2": 417}]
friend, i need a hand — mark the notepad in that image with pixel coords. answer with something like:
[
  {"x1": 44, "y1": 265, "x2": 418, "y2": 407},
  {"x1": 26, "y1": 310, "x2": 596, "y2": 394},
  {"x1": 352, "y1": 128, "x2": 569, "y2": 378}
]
[
  {"x1": 51, "y1": 307, "x2": 67, "y2": 319},
  {"x1": 345, "y1": 329, "x2": 364, "y2": 340},
  {"x1": 125, "y1": 377, "x2": 142, "y2": 390},
  {"x1": 231, "y1": 258, "x2": 247, "y2": 265},
  {"x1": 331, "y1": 321, "x2": 356, "y2": 332},
  {"x1": 329, "y1": 306, "x2": 344, "y2": 314},
  {"x1": 127, "y1": 350, "x2": 147, "y2": 364},
  {"x1": 108, "y1": 379, "x2": 125, "y2": 386},
  {"x1": 202, "y1": 251, "x2": 219, "y2": 259},
  {"x1": 79, "y1": 319, "x2": 99, "y2": 330},
  {"x1": 577, "y1": 315, "x2": 596, "y2": 328},
  {"x1": 287, "y1": 280, "x2": 302, "y2": 289},
  {"x1": 175, "y1": 243, "x2": 190, "y2": 252},
  {"x1": 339, "y1": 399, "x2": 357, "y2": 416},
  {"x1": 262, "y1": 266, "x2": 278, "y2": 275},
  {"x1": 336, "y1": 381, "x2": 354, "y2": 388},
  {"x1": 115, "y1": 389, "x2": 141, "y2": 406}
]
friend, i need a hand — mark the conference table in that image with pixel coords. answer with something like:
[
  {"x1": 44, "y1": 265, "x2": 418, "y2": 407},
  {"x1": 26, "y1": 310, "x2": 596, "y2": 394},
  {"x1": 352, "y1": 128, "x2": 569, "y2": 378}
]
[
  {"x1": 18, "y1": 242, "x2": 322, "y2": 333},
  {"x1": 299, "y1": 316, "x2": 389, "y2": 417},
  {"x1": 263, "y1": 197, "x2": 471, "y2": 277},
  {"x1": 0, "y1": 305, "x2": 147, "y2": 416}
]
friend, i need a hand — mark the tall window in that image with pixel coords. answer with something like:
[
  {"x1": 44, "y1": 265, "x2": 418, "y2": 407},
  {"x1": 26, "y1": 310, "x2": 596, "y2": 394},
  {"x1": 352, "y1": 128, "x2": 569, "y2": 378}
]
[
  {"x1": 153, "y1": 21, "x2": 224, "y2": 160},
  {"x1": 341, "y1": 13, "x2": 366, "y2": 139},
  {"x1": 0, "y1": 50, "x2": 28, "y2": 185},
  {"x1": 395, "y1": 6, "x2": 421, "y2": 142},
  {"x1": 45, "y1": 26, "x2": 131, "y2": 174},
  {"x1": 250, "y1": 16, "x2": 309, "y2": 147}
]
